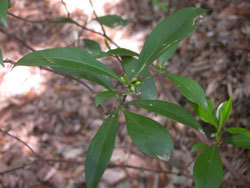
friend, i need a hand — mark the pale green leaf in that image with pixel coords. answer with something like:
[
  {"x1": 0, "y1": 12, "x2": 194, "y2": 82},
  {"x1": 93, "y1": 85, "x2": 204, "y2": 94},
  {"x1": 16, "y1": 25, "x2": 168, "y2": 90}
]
[{"x1": 216, "y1": 96, "x2": 232, "y2": 128}]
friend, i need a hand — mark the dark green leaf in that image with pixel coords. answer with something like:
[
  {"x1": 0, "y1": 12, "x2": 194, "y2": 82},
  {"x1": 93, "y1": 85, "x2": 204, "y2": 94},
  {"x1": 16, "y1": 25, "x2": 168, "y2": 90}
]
[
  {"x1": 85, "y1": 110, "x2": 119, "y2": 188},
  {"x1": 15, "y1": 47, "x2": 120, "y2": 80},
  {"x1": 126, "y1": 100, "x2": 203, "y2": 132},
  {"x1": 216, "y1": 96, "x2": 232, "y2": 128},
  {"x1": 122, "y1": 57, "x2": 138, "y2": 80},
  {"x1": 0, "y1": 0, "x2": 8, "y2": 27},
  {"x1": 83, "y1": 39, "x2": 102, "y2": 55},
  {"x1": 52, "y1": 67, "x2": 114, "y2": 90},
  {"x1": 191, "y1": 142, "x2": 208, "y2": 152},
  {"x1": 193, "y1": 145, "x2": 223, "y2": 188},
  {"x1": 188, "y1": 99, "x2": 218, "y2": 128},
  {"x1": 96, "y1": 15, "x2": 130, "y2": 29},
  {"x1": 224, "y1": 127, "x2": 250, "y2": 137},
  {"x1": 135, "y1": 8, "x2": 206, "y2": 75},
  {"x1": 137, "y1": 76, "x2": 158, "y2": 99},
  {"x1": 158, "y1": 42, "x2": 179, "y2": 65},
  {"x1": 0, "y1": 49, "x2": 4, "y2": 67},
  {"x1": 223, "y1": 134, "x2": 250, "y2": 149},
  {"x1": 124, "y1": 110, "x2": 173, "y2": 161},
  {"x1": 165, "y1": 73, "x2": 207, "y2": 109},
  {"x1": 95, "y1": 91, "x2": 117, "y2": 107},
  {"x1": 53, "y1": 17, "x2": 74, "y2": 24},
  {"x1": 106, "y1": 48, "x2": 139, "y2": 57}
]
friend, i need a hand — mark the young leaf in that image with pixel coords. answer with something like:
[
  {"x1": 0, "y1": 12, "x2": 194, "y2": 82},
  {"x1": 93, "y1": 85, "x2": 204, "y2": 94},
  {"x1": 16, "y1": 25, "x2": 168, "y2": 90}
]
[
  {"x1": 193, "y1": 145, "x2": 223, "y2": 188},
  {"x1": 165, "y1": 73, "x2": 207, "y2": 109},
  {"x1": 122, "y1": 57, "x2": 139, "y2": 80},
  {"x1": 191, "y1": 142, "x2": 208, "y2": 152},
  {"x1": 135, "y1": 7, "x2": 206, "y2": 75},
  {"x1": 224, "y1": 127, "x2": 250, "y2": 137},
  {"x1": 126, "y1": 100, "x2": 203, "y2": 132},
  {"x1": 83, "y1": 39, "x2": 102, "y2": 56},
  {"x1": 223, "y1": 134, "x2": 250, "y2": 149},
  {"x1": 95, "y1": 91, "x2": 117, "y2": 107},
  {"x1": 188, "y1": 99, "x2": 218, "y2": 128},
  {"x1": 15, "y1": 47, "x2": 120, "y2": 81},
  {"x1": 123, "y1": 110, "x2": 173, "y2": 161},
  {"x1": 158, "y1": 42, "x2": 179, "y2": 65},
  {"x1": 0, "y1": 0, "x2": 8, "y2": 28},
  {"x1": 96, "y1": 15, "x2": 130, "y2": 29},
  {"x1": 53, "y1": 17, "x2": 74, "y2": 24},
  {"x1": 216, "y1": 96, "x2": 232, "y2": 128},
  {"x1": 0, "y1": 49, "x2": 4, "y2": 67},
  {"x1": 85, "y1": 110, "x2": 119, "y2": 188},
  {"x1": 52, "y1": 67, "x2": 114, "y2": 90}
]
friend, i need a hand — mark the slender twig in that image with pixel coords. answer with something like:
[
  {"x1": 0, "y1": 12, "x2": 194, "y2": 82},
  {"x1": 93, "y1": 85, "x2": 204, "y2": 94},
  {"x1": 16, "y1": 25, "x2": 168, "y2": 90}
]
[
  {"x1": 60, "y1": 0, "x2": 70, "y2": 18},
  {"x1": 7, "y1": 12, "x2": 51, "y2": 23},
  {"x1": 0, "y1": 160, "x2": 36, "y2": 175},
  {"x1": 167, "y1": 0, "x2": 173, "y2": 16}
]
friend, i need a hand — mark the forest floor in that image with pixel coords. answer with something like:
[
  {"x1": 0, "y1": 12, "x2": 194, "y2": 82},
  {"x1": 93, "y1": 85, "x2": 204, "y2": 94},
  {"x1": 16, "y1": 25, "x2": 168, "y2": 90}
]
[{"x1": 0, "y1": 0, "x2": 249, "y2": 187}]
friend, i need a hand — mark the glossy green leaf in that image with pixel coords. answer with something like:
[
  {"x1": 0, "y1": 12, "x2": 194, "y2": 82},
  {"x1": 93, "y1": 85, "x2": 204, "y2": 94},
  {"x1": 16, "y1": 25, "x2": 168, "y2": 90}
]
[
  {"x1": 0, "y1": 0, "x2": 8, "y2": 27},
  {"x1": 85, "y1": 110, "x2": 118, "y2": 188},
  {"x1": 15, "y1": 47, "x2": 120, "y2": 80},
  {"x1": 191, "y1": 142, "x2": 208, "y2": 152},
  {"x1": 96, "y1": 15, "x2": 130, "y2": 29},
  {"x1": 165, "y1": 73, "x2": 207, "y2": 109},
  {"x1": 124, "y1": 110, "x2": 173, "y2": 161},
  {"x1": 224, "y1": 127, "x2": 250, "y2": 137},
  {"x1": 53, "y1": 17, "x2": 74, "y2": 24},
  {"x1": 188, "y1": 99, "x2": 218, "y2": 128},
  {"x1": 52, "y1": 67, "x2": 114, "y2": 90},
  {"x1": 158, "y1": 42, "x2": 179, "y2": 65},
  {"x1": 135, "y1": 8, "x2": 206, "y2": 75},
  {"x1": 122, "y1": 57, "x2": 138, "y2": 80},
  {"x1": 216, "y1": 96, "x2": 232, "y2": 128},
  {"x1": 223, "y1": 134, "x2": 250, "y2": 149},
  {"x1": 193, "y1": 145, "x2": 223, "y2": 188},
  {"x1": 0, "y1": 49, "x2": 4, "y2": 67},
  {"x1": 95, "y1": 91, "x2": 117, "y2": 107},
  {"x1": 127, "y1": 100, "x2": 203, "y2": 132}
]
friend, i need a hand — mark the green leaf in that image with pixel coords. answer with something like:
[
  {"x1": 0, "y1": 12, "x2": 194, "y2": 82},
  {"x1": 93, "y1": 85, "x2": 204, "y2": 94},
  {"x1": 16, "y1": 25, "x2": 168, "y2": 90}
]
[
  {"x1": 15, "y1": 47, "x2": 120, "y2": 80},
  {"x1": 188, "y1": 99, "x2": 218, "y2": 128},
  {"x1": 123, "y1": 110, "x2": 173, "y2": 161},
  {"x1": 165, "y1": 73, "x2": 207, "y2": 109},
  {"x1": 216, "y1": 96, "x2": 232, "y2": 128},
  {"x1": 53, "y1": 16, "x2": 74, "y2": 24},
  {"x1": 95, "y1": 91, "x2": 117, "y2": 107},
  {"x1": 85, "y1": 110, "x2": 118, "y2": 188},
  {"x1": 126, "y1": 100, "x2": 203, "y2": 132},
  {"x1": 122, "y1": 57, "x2": 138, "y2": 80},
  {"x1": 83, "y1": 39, "x2": 102, "y2": 55},
  {"x1": 193, "y1": 145, "x2": 223, "y2": 188},
  {"x1": 224, "y1": 127, "x2": 250, "y2": 137},
  {"x1": 0, "y1": 49, "x2": 4, "y2": 67},
  {"x1": 137, "y1": 76, "x2": 158, "y2": 99},
  {"x1": 96, "y1": 15, "x2": 130, "y2": 29},
  {"x1": 0, "y1": 0, "x2": 8, "y2": 28},
  {"x1": 158, "y1": 42, "x2": 179, "y2": 65},
  {"x1": 52, "y1": 67, "x2": 114, "y2": 90},
  {"x1": 223, "y1": 134, "x2": 250, "y2": 149},
  {"x1": 135, "y1": 7, "x2": 206, "y2": 75},
  {"x1": 106, "y1": 48, "x2": 139, "y2": 57},
  {"x1": 191, "y1": 142, "x2": 208, "y2": 152}
]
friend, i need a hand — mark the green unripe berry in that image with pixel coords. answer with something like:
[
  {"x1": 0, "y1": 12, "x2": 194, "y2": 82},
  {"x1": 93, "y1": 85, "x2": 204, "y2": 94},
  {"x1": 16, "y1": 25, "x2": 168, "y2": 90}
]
[
  {"x1": 157, "y1": 63, "x2": 166, "y2": 71},
  {"x1": 134, "y1": 81, "x2": 143, "y2": 87},
  {"x1": 130, "y1": 77, "x2": 139, "y2": 84},
  {"x1": 129, "y1": 85, "x2": 136, "y2": 93},
  {"x1": 120, "y1": 74, "x2": 128, "y2": 83}
]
